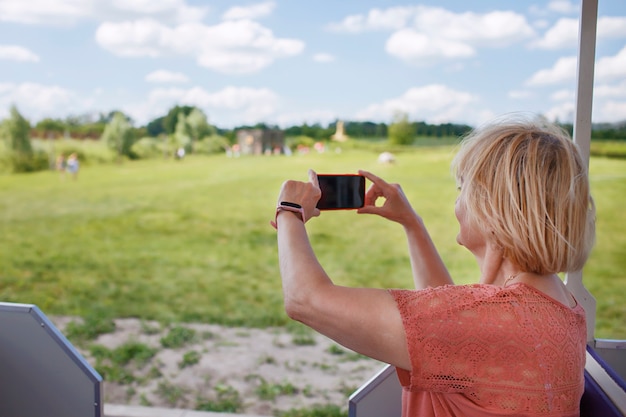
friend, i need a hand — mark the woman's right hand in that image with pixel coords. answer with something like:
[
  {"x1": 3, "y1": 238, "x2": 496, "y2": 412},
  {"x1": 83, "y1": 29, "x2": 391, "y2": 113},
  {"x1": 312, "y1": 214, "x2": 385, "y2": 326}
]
[
  {"x1": 276, "y1": 169, "x2": 322, "y2": 224},
  {"x1": 357, "y1": 170, "x2": 420, "y2": 228}
]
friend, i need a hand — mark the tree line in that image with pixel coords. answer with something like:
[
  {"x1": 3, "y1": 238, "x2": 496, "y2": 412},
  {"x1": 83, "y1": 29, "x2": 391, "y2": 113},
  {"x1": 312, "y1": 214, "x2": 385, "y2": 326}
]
[
  {"x1": 21, "y1": 104, "x2": 626, "y2": 144},
  {"x1": 29, "y1": 106, "x2": 476, "y2": 143},
  {"x1": 2, "y1": 104, "x2": 626, "y2": 173}
]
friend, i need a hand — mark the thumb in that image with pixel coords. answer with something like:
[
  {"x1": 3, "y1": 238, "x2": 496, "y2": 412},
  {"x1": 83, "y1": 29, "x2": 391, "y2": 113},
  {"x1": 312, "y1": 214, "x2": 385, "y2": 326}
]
[{"x1": 308, "y1": 169, "x2": 319, "y2": 187}]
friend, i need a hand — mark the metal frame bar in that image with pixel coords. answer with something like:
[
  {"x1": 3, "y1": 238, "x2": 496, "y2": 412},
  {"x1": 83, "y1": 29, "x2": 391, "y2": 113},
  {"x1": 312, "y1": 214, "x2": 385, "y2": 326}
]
[{"x1": 565, "y1": 0, "x2": 599, "y2": 344}]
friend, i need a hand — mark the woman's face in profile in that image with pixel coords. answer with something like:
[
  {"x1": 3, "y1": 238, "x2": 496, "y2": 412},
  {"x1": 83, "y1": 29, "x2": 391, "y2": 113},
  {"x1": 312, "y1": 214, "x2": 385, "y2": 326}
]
[{"x1": 454, "y1": 185, "x2": 484, "y2": 253}]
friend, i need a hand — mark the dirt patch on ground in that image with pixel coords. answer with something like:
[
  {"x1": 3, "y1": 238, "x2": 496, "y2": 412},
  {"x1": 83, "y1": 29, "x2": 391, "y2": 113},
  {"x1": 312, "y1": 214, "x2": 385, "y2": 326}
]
[{"x1": 51, "y1": 317, "x2": 385, "y2": 416}]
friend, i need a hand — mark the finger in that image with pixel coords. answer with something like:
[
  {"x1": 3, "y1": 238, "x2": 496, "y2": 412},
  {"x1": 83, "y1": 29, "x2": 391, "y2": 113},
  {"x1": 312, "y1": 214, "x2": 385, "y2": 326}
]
[
  {"x1": 309, "y1": 169, "x2": 319, "y2": 188},
  {"x1": 358, "y1": 170, "x2": 388, "y2": 187},
  {"x1": 357, "y1": 205, "x2": 383, "y2": 216},
  {"x1": 363, "y1": 182, "x2": 384, "y2": 206}
]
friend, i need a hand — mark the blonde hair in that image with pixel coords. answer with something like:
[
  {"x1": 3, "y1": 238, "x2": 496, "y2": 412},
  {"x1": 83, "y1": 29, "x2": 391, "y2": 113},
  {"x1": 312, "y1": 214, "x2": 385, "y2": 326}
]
[{"x1": 452, "y1": 115, "x2": 595, "y2": 274}]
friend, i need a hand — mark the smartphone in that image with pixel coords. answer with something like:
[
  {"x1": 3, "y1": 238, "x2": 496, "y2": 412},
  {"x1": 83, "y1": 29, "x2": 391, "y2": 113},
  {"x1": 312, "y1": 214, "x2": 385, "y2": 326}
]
[{"x1": 316, "y1": 174, "x2": 365, "y2": 210}]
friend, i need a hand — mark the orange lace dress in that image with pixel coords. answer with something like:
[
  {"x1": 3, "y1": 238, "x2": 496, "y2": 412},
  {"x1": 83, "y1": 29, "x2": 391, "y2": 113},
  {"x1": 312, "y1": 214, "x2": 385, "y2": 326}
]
[{"x1": 389, "y1": 283, "x2": 586, "y2": 417}]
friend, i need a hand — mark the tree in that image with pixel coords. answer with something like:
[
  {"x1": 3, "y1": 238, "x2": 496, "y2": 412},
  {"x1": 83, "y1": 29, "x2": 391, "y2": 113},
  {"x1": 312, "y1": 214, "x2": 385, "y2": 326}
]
[
  {"x1": 99, "y1": 110, "x2": 132, "y2": 125},
  {"x1": 3, "y1": 105, "x2": 33, "y2": 155},
  {"x1": 186, "y1": 108, "x2": 214, "y2": 142},
  {"x1": 162, "y1": 105, "x2": 195, "y2": 135},
  {"x1": 388, "y1": 112, "x2": 414, "y2": 145},
  {"x1": 35, "y1": 118, "x2": 66, "y2": 139},
  {"x1": 0, "y1": 105, "x2": 48, "y2": 172},
  {"x1": 173, "y1": 112, "x2": 192, "y2": 153},
  {"x1": 101, "y1": 112, "x2": 136, "y2": 160},
  {"x1": 146, "y1": 116, "x2": 166, "y2": 137}
]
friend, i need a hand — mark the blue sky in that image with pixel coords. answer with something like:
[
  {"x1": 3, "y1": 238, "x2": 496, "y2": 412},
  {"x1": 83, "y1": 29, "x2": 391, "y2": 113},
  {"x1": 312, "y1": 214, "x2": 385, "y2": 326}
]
[{"x1": 0, "y1": 0, "x2": 625, "y2": 129}]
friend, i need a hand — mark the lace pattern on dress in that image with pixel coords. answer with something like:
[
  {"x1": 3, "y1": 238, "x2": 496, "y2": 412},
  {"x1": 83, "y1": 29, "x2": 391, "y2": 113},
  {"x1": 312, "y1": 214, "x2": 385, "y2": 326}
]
[{"x1": 390, "y1": 283, "x2": 586, "y2": 414}]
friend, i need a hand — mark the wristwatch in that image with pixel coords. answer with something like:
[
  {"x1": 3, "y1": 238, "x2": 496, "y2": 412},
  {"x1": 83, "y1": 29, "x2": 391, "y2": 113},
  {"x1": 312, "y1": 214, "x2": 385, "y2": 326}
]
[{"x1": 271, "y1": 201, "x2": 305, "y2": 229}]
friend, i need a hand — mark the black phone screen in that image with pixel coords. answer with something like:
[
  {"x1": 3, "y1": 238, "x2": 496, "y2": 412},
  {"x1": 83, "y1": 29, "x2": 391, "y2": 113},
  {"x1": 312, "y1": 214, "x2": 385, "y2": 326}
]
[{"x1": 317, "y1": 174, "x2": 365, "y2": 210}]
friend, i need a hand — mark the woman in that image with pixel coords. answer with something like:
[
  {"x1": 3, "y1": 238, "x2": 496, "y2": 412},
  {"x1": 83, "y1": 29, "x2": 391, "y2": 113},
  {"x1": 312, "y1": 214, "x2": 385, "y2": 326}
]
[
  {"x1": 273, "y1": 116, "x2": 595, "y2": 416},
  {"x1": 66, "y1": 153, "x2": 79, "y2": 179}
]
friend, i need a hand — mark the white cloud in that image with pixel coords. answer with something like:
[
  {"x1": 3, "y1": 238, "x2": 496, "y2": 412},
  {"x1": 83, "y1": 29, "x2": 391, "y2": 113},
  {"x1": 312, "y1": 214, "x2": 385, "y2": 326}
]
[
  {"x1": 112, "y1": 0, "x2": 192, "y2": 14},
  {"x1": 326, "y1": 6, "x2": 414, "y2": 33},
  {"x1": 313, "y1": 53, "x2": 334, "y2": 63},
  {"x1": 201, "y1": 86, "x2": 279, "y2": 111},
  {"x1": 96, "y1": 18, "x2": 305, "y2": 74},
  {"x1": 96, "y1": 19, "x2": 167, "y2": 57},
  {"x1": 595, "y1": 100, "x2": 626, "y2": 123},
  {"x1": 526, "y1": 46, "x2": 626, "y2": 98},
  {"x1": 592, "y1": 84, "x2": 626, "y2": 121},
  {"x1": 547, "y1": 0, "x2": 579, "y2": 15},
  {"x1": 0, "y1": 0, "x2": 90, "y2": 25},
  {"x1": 532, "y1": 16, "x2": 626, "y2": 50},
  {"x1": 533, "y1": 19, "x2": 551, "y2": 30},
  {"x1": 597, "y1": 17, "x2": 626, "y2": 40},
  {"x1": 386, "y1": 29, "x2": 475, "y2": 64},
  {"x1": 0, "y1": 45, "x2": 40, "y2": 62},
  {"x1": 124, "y1": 85, "x2": 280, "y2": 127},
  {"x1": 529, "y1": 0, "x2": 578, "y2": 17},
  {"x1": 594, "y1": 80, "x2": 626, "y2": 99},
  {"x1": 530, "y1": 18, "x2": 577, "y2": 49},
  {"x1": 0, "y1": 0, "x2": 207, "y2": 26},
  {"x1": 145, "y1": 69, "x2": 189, "y2": 83},
  {"x1": 412, "y1": 9, "x2": 535, "y2": 47},
  {"x1": 330, "y1": 6, "x2": 535, "y2": 65},
  {"x1": 546, "y1": 89, "x2": 626, "y2": 124},
  {"x1": 355, "y1": 84, "x2": 479, "y2": 124},
  {"x1": 544, "y1": 101, "x2": 575, "y2": 123},
  {"x1": 222, "y1": 1, "x2": 275, "y2": 21},
  {"x1": 332, "y1": 6, "x2": 534, "y2": 65},
  {"x1": 526, "y1": 56, "x2": 577, "y2": 86},
  {"x1": 528, "y1": 47, "x2": 626, "y2": 123},
  {"x1": 596, "y1": 46, "x2": 626, "y2": 82},
  {"x1": 509, "y1": 90, "x2": 534, "y2": 99},
  {"x1": 273, "y1": 109, "x2": 338, "y2": 128},
  {"x1": 0, "y1": 82, "x2": 77, "y2": 120},
  {"x1": 550, "y1": 89, "x2": 575, "y2": 101}
]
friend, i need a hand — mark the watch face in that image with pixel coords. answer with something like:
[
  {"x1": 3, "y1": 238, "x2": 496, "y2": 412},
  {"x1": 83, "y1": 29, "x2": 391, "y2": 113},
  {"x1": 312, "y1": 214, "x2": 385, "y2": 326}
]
[{"x1": 280, "y1": 201, "x2": 302, "y2": 209}]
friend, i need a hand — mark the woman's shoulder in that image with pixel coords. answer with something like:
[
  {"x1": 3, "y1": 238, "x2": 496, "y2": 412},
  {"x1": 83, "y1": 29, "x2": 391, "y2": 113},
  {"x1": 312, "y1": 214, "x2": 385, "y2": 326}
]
[
  {"x1": 390, "y1": 283, "x2": 502, "y2": 303},
  {"x1": 389, "y1": 283, "x2": 584, "y2": 319},
  {"x1": 389, "y1": 284, "x2": 506, "y2": 317}
]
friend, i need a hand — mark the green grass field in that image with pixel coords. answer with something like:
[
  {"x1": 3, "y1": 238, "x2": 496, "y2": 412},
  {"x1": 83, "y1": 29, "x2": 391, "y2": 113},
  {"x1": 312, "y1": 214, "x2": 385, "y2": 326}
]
[{"x1": 0, "y1": 147, "x2": 624, "y2": 338}]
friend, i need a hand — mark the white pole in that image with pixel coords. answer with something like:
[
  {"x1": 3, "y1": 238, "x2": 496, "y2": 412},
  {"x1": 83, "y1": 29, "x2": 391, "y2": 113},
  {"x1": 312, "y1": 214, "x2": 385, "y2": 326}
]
[{"x1": 566, "y1": 0, "x2": 598, "y2": 344}]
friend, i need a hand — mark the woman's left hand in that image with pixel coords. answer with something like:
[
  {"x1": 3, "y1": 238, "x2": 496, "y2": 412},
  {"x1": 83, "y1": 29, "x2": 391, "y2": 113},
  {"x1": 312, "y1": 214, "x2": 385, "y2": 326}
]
[{"x1": 277, "y1": 169, "x2": 322, "y2": 223}]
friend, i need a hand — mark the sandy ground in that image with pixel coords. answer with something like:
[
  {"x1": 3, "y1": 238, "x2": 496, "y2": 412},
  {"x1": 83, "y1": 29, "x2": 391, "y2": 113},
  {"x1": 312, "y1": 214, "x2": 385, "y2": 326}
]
[{"x1": 51, "y1": 317, "x2": 386, "y2": 416}]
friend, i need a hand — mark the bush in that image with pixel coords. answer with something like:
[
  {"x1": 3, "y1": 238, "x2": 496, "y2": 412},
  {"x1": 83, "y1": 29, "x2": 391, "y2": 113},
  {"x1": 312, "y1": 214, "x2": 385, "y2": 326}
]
[
  {"x1": 131, "y1": 137, "x2": 163, "y2": 159},
  {"x1": 102, "y1": 112, "x2": 136, "y2": 159},
  {"x1": 32, "y1": 138, "x2": 117, "y2": 166},
  {"x1": 388, "y1": 112, "x2": 415, "y2": 145},
  {"x1": 2, "y1": 150, "x2": 48, "y2": 173},
  {"x1": 286, "y1": 135, "x2": 316, "y2": 152},
  {"x1": 193, "y1": 134, "x2": 230, "y2": 155}
]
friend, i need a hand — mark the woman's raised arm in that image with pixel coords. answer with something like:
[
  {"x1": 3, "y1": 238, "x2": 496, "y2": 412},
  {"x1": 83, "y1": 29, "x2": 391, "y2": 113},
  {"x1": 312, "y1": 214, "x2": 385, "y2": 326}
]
[{"x1": 357, "y1": 170, "x2": 453, "y2": 289}]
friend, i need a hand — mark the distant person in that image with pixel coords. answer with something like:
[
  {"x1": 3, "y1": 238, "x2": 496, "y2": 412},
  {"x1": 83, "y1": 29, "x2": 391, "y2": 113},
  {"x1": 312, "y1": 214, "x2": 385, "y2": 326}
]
[
  {"x1": 273, "y1": 115, "x2": 595, "y2": 416},
  {"x1": 176, "y1": 147, "x2": 185, "y2": 160},
  {"x1": 55, "y1": 154, "x2": 66, "y2": 178},
  {"x1": 66, "y1": 153, "x2": 79, "y2": 179}
]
